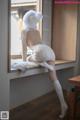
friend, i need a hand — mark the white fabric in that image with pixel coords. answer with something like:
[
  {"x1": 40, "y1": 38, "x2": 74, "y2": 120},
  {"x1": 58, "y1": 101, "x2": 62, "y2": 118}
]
[
  {"x1": 11, "y1": 61, "x2": 40, "y2": 72},
  {"x1": 30, "y1": 44, "x2": 55, "y2": 62},
  {"x1": 23, "y1": 10, "x2": 43, "y2": 31},
  {"x1": 11, "y1": 60, "x2": 55, "y2": 72}
]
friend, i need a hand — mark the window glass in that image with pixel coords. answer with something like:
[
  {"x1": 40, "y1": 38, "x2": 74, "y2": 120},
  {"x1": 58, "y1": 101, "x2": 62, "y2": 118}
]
[{"x1": 10, "y1": 0, "x2": 42, "y2": 62}]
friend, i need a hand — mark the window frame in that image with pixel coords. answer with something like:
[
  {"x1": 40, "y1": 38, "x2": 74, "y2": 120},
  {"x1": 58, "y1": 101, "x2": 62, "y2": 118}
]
[{"x1": 8, "y1": 0, "x2": 77, "y2": 74}]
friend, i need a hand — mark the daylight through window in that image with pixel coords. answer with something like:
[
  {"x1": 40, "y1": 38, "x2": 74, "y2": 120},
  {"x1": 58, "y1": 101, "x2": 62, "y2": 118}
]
[{"x1": 10, "y1": 0, "x2": 42, "y2": 65}]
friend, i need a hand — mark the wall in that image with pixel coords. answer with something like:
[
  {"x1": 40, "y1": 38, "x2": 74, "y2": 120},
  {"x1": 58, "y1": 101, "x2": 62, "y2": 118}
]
[
  {"x1": 75, "y1": 5, "x2": 80, "y2": 75},
  {"x1": 0, "y1": 0, "x2": 9, "y2": 110},
  {"x1": 52, "y1": 4, "x2": 77, "y2": 61},
  {"x1": 42, "y1": 0, "x2": 52, "y2": 46},
  {"x1": 10, "y1": 73, "x2": 53, "y2": 109}
]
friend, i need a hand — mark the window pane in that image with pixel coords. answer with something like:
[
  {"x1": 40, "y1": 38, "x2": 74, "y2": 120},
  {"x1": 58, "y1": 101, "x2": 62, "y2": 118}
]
[
  {"x1": 10, "y1": 0, "x2": 41, "y2": 59},
  {"x1": 11, "y1": 11, "x2": 22, "y2": 55}
]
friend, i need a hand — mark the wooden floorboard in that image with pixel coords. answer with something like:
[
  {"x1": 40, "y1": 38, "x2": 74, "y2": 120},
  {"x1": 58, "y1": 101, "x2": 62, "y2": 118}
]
[{"x1": 10, "y1": 90, "x2": 80, "y2": 120}]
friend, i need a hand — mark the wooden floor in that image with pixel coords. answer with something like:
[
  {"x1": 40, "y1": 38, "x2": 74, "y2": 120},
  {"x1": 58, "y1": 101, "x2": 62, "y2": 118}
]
[{"x1": 10, "y1": 90, "x2": 80, "y2": 120}]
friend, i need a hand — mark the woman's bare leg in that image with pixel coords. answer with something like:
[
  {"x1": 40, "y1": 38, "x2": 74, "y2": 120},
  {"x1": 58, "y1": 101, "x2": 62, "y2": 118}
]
[{"x1": 47, "y1": 61, "x2": 68, "y2": 118}]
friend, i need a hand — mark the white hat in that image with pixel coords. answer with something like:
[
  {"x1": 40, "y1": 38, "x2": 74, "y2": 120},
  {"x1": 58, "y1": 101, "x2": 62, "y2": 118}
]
[{"x1": 23, "y1": 10, "x2": 43, "y2": 30}]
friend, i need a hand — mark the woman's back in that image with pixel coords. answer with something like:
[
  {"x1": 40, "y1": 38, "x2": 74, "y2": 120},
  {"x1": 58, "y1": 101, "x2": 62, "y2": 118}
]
[
  {"x1": 21, "y1": 29, "x2": 42, "y2": 60},
  {"x1": 22, "y1": 29, "x2": 42, "y2": 47},
  {"x1": 27, "y1": 29, "x2": 42, "y2": 46}
]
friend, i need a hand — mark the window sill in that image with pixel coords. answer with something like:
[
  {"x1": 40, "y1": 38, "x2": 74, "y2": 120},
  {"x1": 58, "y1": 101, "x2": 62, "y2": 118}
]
[{"x1": 8, "y1": 60, "x2": 76, "y2": 80}]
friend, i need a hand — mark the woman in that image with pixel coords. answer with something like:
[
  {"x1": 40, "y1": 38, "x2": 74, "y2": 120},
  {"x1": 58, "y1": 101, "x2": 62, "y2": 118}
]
[{"x1": 21, "y1": 10, "x2": 68, "y2": 119}]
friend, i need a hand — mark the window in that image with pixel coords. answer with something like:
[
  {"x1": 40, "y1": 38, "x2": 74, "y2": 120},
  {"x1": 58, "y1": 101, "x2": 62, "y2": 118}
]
[
  {"x1": 8, "y1": 0, "x2": 77, "y2": 73},
  {"x1": 9, "y1": 0, "x2": 42, "y2": 70}
]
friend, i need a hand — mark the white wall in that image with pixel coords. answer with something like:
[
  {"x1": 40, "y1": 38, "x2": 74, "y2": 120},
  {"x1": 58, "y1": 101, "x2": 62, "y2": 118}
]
[
  {"x1": 10, "y1": 73, "x2": 53, "y2": 109},
  {"x1": 53, "y1": 5, "x2": 77, "y2": 61},
  {"x1": 42, "y1": 0, "x2": 52, "y2": 46},
  {"x1": 0, "y1": 0, "x2": 9, "y2": 110}
]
